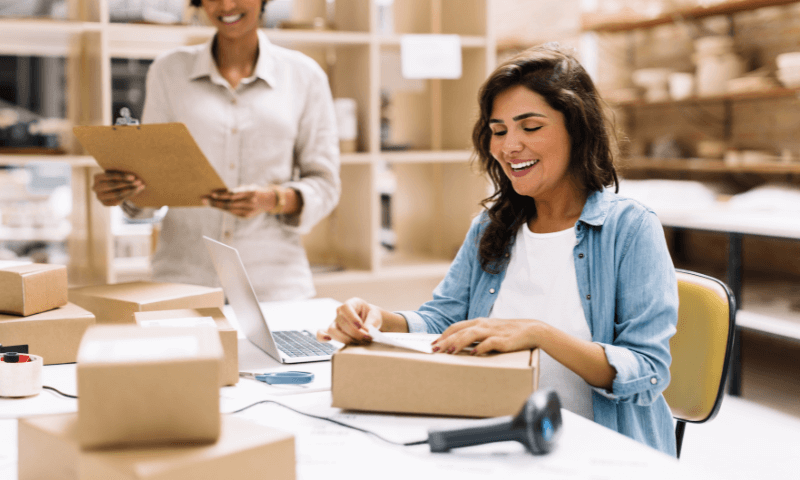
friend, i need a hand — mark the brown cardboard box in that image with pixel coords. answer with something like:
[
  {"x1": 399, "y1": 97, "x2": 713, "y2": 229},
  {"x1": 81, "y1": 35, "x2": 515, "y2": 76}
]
[
  {"x1": 76, "y1": 325, "x2": 224, "y2": 449},
  {"x1": 332, "y1": 343, "x2": 539, "y2": 418},
  {"x1": 0, "y1": 303, "x2": 95, "y2": 365},
  {"x1": 0, "y1": 263, "x2": 68, "y2": 316},
  {"x1": 18, "y1": 413, "x2": 295, "y2": 480},
  {"x1": 134, "y1": 308, "x2": 239, "y2": 386},
  {"x1": 68, "y1": 281, "x2": 224, "y2": 324}
]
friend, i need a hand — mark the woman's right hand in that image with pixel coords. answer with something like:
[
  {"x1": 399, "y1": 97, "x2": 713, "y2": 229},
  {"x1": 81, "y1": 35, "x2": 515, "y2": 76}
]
[
  {"x1": 92, "y1": 170, "x2": 145, "y2": 206},
  {"x1": 317, "y1": 297, "x2": 383, "y2": 345}
]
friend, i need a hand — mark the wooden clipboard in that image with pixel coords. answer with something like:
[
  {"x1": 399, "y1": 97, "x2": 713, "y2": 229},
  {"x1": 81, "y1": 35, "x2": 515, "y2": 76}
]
[{"x1": 73, "y1": 123, "x2": 227, "y2": 207}]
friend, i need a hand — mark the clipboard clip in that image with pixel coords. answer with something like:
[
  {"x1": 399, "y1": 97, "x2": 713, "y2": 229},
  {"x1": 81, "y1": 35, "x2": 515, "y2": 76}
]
[{"x1": 115, "y1": 107, "x2": 140, "y2": 126}]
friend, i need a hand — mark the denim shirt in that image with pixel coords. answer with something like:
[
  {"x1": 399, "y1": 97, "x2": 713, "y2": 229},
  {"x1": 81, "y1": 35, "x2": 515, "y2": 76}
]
[{"x1": 398, "y1": 189, "x2": 678, "y2": 456}]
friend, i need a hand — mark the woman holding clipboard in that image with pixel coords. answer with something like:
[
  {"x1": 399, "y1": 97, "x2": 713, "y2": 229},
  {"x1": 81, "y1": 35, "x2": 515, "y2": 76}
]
[{"x1": 91, "y1": 0, "x2": 340, "y2": 301}]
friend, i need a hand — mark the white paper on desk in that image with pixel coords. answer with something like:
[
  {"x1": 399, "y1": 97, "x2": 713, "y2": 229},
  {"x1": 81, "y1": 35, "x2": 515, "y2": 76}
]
[
  {"x1": 366, "y1": 326, "x2": 436, "y2": 353},
  {"x1": 400, "y1": 34, "x2": 462, "y2": 79}
]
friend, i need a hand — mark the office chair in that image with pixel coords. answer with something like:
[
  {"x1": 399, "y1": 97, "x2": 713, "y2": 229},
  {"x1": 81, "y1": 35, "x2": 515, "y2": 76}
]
[{"x1": 663, "y1": 269, "x2": 736, "y2": 459}]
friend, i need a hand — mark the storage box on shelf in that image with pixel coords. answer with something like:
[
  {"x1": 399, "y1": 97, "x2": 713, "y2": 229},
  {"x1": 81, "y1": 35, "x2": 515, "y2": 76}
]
[{"x1": 1, "y1": 1, "x2": 496, "y2": 311}]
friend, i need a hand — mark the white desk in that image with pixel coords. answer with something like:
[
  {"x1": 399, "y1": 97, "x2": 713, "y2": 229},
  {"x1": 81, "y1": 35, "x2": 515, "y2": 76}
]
[
  {"x1": 654, "y1": 204, "x2": 800, "y2": 396},
  {"x1": 0, "y1": 299, "x2": 713, "y2": 479}
]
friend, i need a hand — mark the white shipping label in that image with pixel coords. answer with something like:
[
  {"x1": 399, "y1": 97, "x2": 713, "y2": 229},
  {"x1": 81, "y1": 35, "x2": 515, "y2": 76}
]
[{"x1": 81, "y1": 336, "x2": 200, "y2": 362}]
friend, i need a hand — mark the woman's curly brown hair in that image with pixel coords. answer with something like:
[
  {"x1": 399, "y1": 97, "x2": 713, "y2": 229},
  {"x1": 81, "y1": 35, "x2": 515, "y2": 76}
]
[{"x1": 472, "y1": 43, "x2": 618, "y2": 274}]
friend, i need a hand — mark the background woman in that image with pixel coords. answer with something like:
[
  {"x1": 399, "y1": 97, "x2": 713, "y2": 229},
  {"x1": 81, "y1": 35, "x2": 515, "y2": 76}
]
[{"x1": 92, "y1": 0, "x2": 340, "y2": 301}]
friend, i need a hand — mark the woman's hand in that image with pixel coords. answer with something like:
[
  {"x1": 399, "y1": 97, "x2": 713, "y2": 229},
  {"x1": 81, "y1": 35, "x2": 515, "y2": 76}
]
[
  {"x1": 316, "y1": 298, "x2": 384, "y2": 345},
  {"x1": 92, "y1": 170, "x2": 145, "y2": 206},
  {"x1": 202, "y1": 188, "x2": 272, "y2": 218},
  {"x1": 433, "y1": 318, "x2": 542, "y2": 355}
]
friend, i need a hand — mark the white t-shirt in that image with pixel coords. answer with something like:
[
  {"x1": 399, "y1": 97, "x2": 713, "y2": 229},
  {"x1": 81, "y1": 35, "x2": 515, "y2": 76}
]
[{"x1": 489, "y1": 224, "x2": 594, "y2": 420}]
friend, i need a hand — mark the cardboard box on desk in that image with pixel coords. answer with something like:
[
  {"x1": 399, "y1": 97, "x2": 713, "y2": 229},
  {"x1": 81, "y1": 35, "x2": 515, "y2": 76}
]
[
  {"x1": 0, "y1": 303, "x2": 95, "y2": 365},
  {"x1": 68, "y1": 281, "x2": 224, "y2": 324},
  {"x1": 18, "y1": 413, "x2": 295, "y2": 480},
  {"x1": 0, "y1": 263, "x2": 68, "y2": 316},
  {"x1": 76, "y1": 325, "x2": 224, "y2": 449},
  {"x1": 332, "y1": 344, "x2": 539, "y2": 418},
  {"x1": 134, "y1": 308, "x2": 239, "y2": 386}
]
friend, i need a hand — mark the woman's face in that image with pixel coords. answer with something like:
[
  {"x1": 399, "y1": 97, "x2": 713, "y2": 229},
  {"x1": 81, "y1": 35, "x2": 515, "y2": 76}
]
[
  {"x1": 488, "y1": 85, "x2": 574, "y2": 202},
  {"x1": 202, "y1": 0, "x2": 263, "y2": 40}
]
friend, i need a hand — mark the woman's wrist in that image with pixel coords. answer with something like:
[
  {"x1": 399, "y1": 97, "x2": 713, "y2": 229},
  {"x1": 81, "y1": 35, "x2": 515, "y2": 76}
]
[{"x1": 267, "y1": 185, "x2": 287, "y2": 214}]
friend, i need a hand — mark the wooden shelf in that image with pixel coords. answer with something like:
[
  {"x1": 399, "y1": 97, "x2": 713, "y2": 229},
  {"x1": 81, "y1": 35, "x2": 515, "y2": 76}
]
[
  {"x1": 0, "y1": 154, "x2": 97, "y2": 168},
  {"x1": 608, "y1": 86, "x2": 800, "y2": 108},
  {"x1": 380, "y1": 149, "x2": 474, "y2": 164},
  {"x1": 581, "y1": 0, "x2": 800, "y2": 32},
  {"x1": 0, "y1": 19, "x2": 100, "y2": 56},
  {"x1": 619, "y1": 157, "x2": 800, "y2": 175}
]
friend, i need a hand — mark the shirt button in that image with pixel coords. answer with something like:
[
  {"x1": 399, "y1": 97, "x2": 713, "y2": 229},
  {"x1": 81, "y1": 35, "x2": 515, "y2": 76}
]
[
  {"x1": 586, "y1": 294, "x2": 591, "y2": 300},
  {"x1": 231, "y1": 127, "x2": 238, "y2": 134},
  {"x1": 505, "y1": 253, "x2": 510, "y2": 258},
  {"x1": 578, "y1": 253, "x2": 584, "y2": 259},
  {"x1": 229, "y1": 163, "x2": 236, "y2": 170},
  {"x1": 489, "y1": 288, "x2": 496, "y2": 294},
  {"x1": 231, "y1": 98, "x2": 237, "y2": 105},
  {"x1": 650, "y1": 377, "x2": 657, "y2": 385}
]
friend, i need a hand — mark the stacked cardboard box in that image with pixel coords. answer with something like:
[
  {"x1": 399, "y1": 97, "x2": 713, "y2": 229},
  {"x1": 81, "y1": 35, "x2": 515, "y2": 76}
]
[
  {"x1": 68, "y1": 281, "x2": 224, "y2": 324},
  {"x1": 134, "y1": 308, "x2": 239, "y2": 386},
  {"x1": 17, "y1": 324, "x2": 295, "y2": 479},
  {"x1": 0, "y1": 263, "x2": 95, "y2": 365}
]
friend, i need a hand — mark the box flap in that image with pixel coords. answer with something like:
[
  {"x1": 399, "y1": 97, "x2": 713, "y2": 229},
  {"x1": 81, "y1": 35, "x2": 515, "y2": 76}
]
[
  {"x1": 337, "y1": 343, "x2": 533, "y2": 369},
  {"x1": 77, "y1": 325, "x2": 224, "y2": 365}
]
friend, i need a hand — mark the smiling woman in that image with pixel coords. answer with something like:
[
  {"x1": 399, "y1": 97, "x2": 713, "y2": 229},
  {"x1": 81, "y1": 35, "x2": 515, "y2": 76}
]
[
  {"x1": 318, "y1": 44, "x2": 680, "y2": 457},
  {"x1": 89, "y1": 0, "x2": 341, "y2": 302}
]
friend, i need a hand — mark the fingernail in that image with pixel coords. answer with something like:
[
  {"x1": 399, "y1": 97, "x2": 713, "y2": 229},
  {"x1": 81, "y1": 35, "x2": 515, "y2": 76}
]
[
  {"x1": 323, "y1": 335, "x2": 331, "y2": 341},
  {"x1": 363, "y1": 335, "x2": 372, "y2": 342},
  {"x1": 431, "y1": 339, "x2": 438, "y2": 344},
  {"x1": 354, "y1": 321, "x2": 362, "y2": 329},
  {"x1": 447, "y1": 346, "x2": 455, "y2": 354},
  {"x1": 432, "y1": 346, "x2": 440, "y2": 352},
  {"x1": 470, "y1": 349, "x2": 478, "y2": 356},
  {"x1": 201, "y1": 199, "x2": 209, "y2": 206},
  {"x1": 125, "y1": 175, "x2": 134, "y2": 181}
]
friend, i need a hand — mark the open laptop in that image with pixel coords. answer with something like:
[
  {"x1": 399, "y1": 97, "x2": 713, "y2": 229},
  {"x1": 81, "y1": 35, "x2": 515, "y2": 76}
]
[{"x1": 203, "y1": 236, "x2": 337, "y2": 364}]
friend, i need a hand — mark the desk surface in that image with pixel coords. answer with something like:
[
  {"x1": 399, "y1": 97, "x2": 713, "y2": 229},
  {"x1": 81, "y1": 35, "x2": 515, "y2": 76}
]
[
  {"x1": 0, "y1": 299, "x2": 714, "y2": 479},
  {"x1": 655, "y1": 204, "x2": 800, "y2": 240}
]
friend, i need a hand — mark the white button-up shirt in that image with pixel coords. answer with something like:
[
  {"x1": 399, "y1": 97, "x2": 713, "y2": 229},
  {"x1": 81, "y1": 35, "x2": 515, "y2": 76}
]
[{"x1": 126, "y1": 30, "x2": 340, "y2": 301}]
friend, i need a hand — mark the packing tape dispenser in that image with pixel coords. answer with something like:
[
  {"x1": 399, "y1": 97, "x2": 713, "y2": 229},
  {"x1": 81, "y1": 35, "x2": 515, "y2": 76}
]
[{"x1": 0, "y1": 351, "x2": 43, "y2": 397}]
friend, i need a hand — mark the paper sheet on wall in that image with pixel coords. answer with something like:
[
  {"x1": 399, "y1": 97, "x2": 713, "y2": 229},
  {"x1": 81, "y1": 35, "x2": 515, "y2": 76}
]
[
  {"x1": 400, "y1": 34, "x2": 462, "y2": 79},
  {"x1": 366, "y1": 325, "x2": 437, "y2": 353}
]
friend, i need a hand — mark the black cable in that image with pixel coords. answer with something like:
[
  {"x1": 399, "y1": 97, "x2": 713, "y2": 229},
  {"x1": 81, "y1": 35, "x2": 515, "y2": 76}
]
[
  {"x1": 42, "y1": 385, "x2": 78, "y2": 399},
  {"x1": 228, "y1": 399, "x2": 428, "y2": 447},
  {"x1": 40, "y1": 386, "x2": 428, "y2": 448}
]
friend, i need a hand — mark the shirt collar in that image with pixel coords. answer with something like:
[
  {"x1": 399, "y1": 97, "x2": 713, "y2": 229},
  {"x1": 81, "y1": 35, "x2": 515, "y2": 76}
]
[
  {"x1": 578, "y1": 189, "x2": 613, "y2": 227},
  {"x1": 189, "y1": 30, "x2": 277, "y2": 87}
]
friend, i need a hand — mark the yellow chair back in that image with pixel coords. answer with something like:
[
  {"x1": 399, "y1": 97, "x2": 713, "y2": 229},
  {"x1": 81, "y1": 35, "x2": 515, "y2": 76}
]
[{"x1": 664, "y1": 270, "x2": 735, "y2": 423}]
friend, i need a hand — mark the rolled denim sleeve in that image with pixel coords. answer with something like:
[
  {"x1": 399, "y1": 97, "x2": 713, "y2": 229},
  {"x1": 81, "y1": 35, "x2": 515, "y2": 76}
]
[{"x1": 594, "y1": 209, "x2": 678, "y2": 405}]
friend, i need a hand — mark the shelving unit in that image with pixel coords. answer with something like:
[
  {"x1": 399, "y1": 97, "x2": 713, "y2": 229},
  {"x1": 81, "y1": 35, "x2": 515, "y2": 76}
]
[
  {"x1": 0, "y1": 0, "x2": 496, "y2": 310},
  {"x1": 585, "y1": 0, "x2": 800, "y2": 396}
]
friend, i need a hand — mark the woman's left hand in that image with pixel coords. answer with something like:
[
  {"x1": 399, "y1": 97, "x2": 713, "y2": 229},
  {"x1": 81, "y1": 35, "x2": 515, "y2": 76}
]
[
  {"x1": 202, "y1": 188, "x2": 272, "y2": 218},
  {"x1": 433, "y1": 318, "x2": 543, "y2": 355}
]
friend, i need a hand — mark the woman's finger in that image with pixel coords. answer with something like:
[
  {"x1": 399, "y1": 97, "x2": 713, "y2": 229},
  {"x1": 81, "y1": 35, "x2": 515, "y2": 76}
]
[
  {"x1": 436, "y1": 325, "x2": 487, "y2": 354},
  {"x1": 436, "y1": 318, "x2": 479, "y2": 343}
]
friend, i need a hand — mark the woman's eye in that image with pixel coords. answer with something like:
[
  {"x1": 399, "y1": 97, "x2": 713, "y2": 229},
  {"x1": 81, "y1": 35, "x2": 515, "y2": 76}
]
[
  {"x1": 491, "y1": 130, "x2": 507, "y2": 136},
  {"x1": 523, "y1": 126, "x2": 542, "y2": 132}
]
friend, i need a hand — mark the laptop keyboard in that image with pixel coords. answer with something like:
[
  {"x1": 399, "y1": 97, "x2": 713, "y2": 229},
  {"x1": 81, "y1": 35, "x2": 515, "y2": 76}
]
[{"x1": 273, "y1": 330, "x2": 337, "y2": 358}]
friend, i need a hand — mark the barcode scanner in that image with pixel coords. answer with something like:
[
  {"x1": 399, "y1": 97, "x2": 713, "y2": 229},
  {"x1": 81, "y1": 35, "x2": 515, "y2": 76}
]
[{"x1": 426, "y1": 389, "x2": 562, "y2": 454}]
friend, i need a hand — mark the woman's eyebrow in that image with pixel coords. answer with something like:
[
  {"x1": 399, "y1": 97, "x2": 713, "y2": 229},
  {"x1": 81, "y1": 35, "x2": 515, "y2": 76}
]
[
  {"x1": 512, "y1": 112, "x2": 546, "y2": 121},
  {"x1": 488, "y1": 112, "x2": 546, "y2": 124}
]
